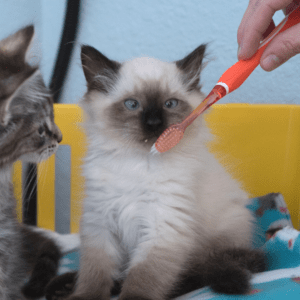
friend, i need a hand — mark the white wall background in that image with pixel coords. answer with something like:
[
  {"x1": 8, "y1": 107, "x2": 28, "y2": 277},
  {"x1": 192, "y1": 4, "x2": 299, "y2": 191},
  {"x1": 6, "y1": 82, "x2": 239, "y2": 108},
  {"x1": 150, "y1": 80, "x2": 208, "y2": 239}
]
[{"x1": 1, "y1": 0, "x2": 299, "y2": 105}]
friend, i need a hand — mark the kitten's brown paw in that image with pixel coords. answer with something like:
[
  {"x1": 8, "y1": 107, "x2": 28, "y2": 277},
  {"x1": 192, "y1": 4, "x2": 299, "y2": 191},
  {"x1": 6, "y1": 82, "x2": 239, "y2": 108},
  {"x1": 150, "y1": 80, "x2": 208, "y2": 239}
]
[{"x1": 45, "y1": 272, "x2": 77, "y2": 300}]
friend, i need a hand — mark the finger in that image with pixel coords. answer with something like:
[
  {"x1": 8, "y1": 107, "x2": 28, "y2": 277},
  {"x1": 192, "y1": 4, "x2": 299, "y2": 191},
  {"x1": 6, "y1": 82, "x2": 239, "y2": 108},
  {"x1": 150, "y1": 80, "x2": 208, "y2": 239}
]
[
  {"x1": 237, "y1": 1, "x2": 254, "y2": 47},
  {"x1": 260, "y1": 23, "x2": 300, "y2": 71},
  {"x1": 239, "y1": 19, "x2": 275, "y2": 58},
  {"x1": 238, "y1": 0, "x2": 284, "y2": 43},
  {"x1": 238, "y1": 0, "x2": 294, "y2": 60}
]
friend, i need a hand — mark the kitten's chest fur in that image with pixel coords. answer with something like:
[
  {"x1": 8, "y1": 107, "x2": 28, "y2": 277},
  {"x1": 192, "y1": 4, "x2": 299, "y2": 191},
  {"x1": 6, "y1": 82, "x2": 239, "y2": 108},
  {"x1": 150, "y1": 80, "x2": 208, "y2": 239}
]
[{"x1": 83, "y1": 145, "x2": 197, "y2": 249}]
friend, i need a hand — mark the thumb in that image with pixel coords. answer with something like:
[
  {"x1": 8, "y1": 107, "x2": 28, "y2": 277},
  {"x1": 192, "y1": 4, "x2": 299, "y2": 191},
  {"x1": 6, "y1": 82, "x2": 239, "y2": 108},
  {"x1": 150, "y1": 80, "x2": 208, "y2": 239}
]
[{"x1": 260, "y1": 23, "x2": 300, "y2": 71}]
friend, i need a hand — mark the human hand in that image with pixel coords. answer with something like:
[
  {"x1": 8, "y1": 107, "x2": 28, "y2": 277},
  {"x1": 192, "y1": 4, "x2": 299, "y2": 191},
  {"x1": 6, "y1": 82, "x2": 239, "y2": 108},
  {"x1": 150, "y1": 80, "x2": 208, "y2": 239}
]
[{"x1": 237, "y1": 0, "x2": 300, "y2": 71}]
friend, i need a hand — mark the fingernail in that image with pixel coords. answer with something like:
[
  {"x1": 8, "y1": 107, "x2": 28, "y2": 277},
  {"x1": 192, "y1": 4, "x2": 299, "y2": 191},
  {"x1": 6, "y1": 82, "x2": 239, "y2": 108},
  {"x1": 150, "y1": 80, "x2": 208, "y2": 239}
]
[{"x1": 262, "y1": 54, "x2": 280, "y2": 70}]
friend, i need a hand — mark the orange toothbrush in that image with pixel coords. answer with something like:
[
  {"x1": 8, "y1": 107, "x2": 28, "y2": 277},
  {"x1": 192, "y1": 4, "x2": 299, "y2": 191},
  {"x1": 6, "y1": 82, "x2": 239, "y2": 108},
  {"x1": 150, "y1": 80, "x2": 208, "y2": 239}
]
[{"x1": 151, "y1": 5, "x2": 300, "y2": 154}]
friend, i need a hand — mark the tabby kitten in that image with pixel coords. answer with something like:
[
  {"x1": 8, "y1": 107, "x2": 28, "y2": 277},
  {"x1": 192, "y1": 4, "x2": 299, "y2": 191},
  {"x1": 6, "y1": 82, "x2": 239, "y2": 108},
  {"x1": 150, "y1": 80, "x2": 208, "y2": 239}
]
[
  {"x1": 0, "y1": 26, "x2": 64, "y2": 299},
  {"x1": 47, "y1": 44, "x2": 265, "y2": 300}
]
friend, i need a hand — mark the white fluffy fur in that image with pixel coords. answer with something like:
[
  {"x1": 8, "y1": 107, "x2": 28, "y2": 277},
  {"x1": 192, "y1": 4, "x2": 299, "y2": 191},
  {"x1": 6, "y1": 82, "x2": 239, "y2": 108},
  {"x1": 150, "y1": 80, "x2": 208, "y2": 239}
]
[{"x1": 80, "y1": 57, "x2": 253, "y2": 281}]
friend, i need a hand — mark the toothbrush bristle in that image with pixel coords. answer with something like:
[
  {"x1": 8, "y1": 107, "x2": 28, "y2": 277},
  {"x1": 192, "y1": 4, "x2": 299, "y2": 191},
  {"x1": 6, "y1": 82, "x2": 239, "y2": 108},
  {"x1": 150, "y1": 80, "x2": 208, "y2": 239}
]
[
  {"x1": 153, "y1": 126, "x2": 184, "y2": 153},
  {"x1": 150, "y1": 144, "x2": 159, "y2": 155}
]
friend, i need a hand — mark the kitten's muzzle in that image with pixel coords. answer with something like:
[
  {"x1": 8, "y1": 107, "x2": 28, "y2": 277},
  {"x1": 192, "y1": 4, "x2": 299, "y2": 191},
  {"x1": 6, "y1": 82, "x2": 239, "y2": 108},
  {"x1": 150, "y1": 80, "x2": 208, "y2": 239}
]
[
  {"x1": 52, "y1": 125, "x2": 62, "y2": 143},
  {"x1": 145, "y1": 116, "x2": 165, "y2": 137},
  {"x1": 143, "y1": 108, "x2": 164, "y2": 133},
  {"x1": 55, "y1": 132, "x2": 62, "y2": 144}
]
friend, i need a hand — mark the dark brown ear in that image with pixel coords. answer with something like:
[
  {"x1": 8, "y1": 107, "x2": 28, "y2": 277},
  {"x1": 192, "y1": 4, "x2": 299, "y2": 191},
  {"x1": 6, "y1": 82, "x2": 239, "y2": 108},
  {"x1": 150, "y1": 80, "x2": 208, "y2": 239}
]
[
  {"x1": 81, "y1": 45, "x2": 121, "y2": 93},
  {"x1": 175, "y1": 44, "x2": 206, "y2": 91},
  {"x1": 0, "y1": 25, "x2": 34, "y2": 62}
]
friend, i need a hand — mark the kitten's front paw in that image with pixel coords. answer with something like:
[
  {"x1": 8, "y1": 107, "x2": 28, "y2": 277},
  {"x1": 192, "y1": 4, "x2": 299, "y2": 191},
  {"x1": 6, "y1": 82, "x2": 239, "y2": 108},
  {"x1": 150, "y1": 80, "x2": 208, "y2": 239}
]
[{"x1": 45, "y1": 272, "x2": 77, "y2": 300}]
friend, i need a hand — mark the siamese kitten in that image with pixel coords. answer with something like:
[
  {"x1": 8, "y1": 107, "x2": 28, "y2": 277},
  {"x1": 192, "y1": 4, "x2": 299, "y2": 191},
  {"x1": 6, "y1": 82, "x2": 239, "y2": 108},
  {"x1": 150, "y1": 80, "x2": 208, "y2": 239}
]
[
  {"x1": 0, "y1": 26, "x2": 68, "y2": 299},
  {"x1": 47, "y1": 44, "x2": 266, "y2": 300}
]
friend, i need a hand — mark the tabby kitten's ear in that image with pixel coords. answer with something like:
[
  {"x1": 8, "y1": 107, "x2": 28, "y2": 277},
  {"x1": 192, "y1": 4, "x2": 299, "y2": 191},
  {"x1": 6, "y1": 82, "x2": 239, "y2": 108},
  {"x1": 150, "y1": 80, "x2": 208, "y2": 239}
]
[
  {"x1": 176, "y1": 44, "x2": 206, "y2": 91},
  {"x1": 0, "y1": 25, "x2": 35, "y2": 126},
  {"x1": 0, "y1": 25, "x2": 34, "y2": 63},
  {"x1": 81, "y1": 45, "x2": 121, "y2": 93}
]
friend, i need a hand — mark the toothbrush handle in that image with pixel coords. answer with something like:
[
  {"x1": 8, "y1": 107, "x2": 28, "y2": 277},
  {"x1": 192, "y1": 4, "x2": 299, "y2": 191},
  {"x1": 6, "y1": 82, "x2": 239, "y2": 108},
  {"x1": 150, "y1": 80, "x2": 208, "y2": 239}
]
[{"x1": 217, "y1": 6, "x2": 300, "y2": 94}]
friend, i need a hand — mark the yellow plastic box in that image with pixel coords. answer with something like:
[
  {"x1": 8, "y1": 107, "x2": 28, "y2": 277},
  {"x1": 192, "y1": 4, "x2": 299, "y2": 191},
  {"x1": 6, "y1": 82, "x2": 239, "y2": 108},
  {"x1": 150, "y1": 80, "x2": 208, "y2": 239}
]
[{"x1": 13, "y1": 104, "x2": 300, "y2": 230}]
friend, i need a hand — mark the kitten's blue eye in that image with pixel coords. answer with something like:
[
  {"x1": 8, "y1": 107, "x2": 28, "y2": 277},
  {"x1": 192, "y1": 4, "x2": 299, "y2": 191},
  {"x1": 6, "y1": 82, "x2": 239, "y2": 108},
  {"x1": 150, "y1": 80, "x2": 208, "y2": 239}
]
[
  {"x1": 124, "y1": 99, "x2": 140, "y2": 110},
  {"x1": 165, "y1": 99, "x2": 178, "y2": 109}
]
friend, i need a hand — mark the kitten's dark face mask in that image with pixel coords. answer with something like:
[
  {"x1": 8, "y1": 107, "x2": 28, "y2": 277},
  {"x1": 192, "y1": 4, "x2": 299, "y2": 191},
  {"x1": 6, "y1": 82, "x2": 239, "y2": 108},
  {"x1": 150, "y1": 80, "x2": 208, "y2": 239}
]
[
  {"x1": 0, "y1": 26, "x2": 62, "y2": 166},
  {"x1": 107, "y1": 87, "x2": 192, "y2": 147}
]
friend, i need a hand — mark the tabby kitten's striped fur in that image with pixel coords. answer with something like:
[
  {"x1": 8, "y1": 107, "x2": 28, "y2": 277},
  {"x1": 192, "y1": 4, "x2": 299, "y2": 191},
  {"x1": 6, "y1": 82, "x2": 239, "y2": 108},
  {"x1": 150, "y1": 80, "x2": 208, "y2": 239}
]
[{"x1": 0, "y1": 26, "x2": 63, "y2": 299}]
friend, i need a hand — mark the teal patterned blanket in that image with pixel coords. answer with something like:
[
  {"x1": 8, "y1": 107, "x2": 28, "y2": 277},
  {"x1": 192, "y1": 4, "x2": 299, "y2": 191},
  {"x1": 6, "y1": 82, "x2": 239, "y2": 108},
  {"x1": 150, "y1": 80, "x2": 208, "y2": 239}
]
[{"x1": 57, "y1": 194, "x2": 300, "y2": 299}]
